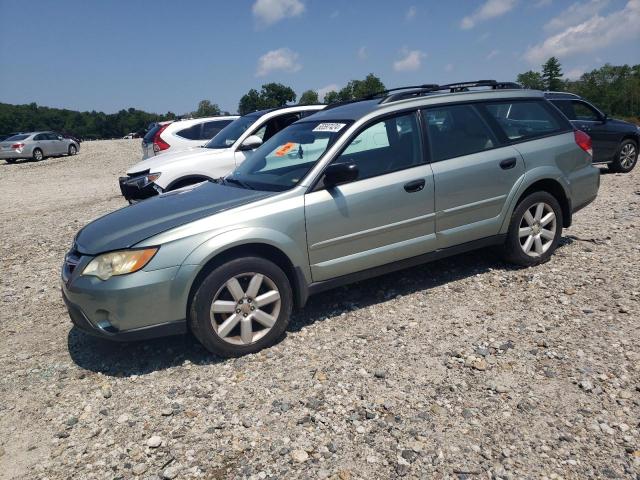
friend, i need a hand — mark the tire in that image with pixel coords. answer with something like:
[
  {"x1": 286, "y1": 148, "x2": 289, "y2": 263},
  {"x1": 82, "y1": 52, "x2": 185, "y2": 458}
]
[
  {"x1": 189, "y1": 256, "x2": 293, "y2": 357},
  {"x1": 609, "y1": 139, "x2": 637, "y2": 173},
  {"x1": 32, "y1": 148, "x2": 43, "y2": 161},
  {"x1": 503, "y1": 191, "x2": 563, "y2": 267},
  {"x1": 5, "y1": 159, "x2": 16, "y2": 164},
  {"x1": 68, "y1": 144, "x2": 77, "y2": 156}
]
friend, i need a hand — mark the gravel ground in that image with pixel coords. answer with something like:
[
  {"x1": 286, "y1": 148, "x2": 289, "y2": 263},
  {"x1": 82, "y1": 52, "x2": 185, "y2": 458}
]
[{"x1": 0, "y1": 140, "x2": 638, "y2": 480}]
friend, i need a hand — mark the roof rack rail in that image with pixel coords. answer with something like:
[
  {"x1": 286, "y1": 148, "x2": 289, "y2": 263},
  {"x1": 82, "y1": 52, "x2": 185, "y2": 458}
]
[{"x1": 324, "y1": 80, "x2": 522, "y2": 109}]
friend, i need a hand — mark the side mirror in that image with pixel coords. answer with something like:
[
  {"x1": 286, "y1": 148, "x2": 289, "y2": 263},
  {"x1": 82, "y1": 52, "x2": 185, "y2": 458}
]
[
  {"x1": 323, "y1": 162, "x2": 359, "y2": 188},
  {"x1": 238, "y1": 135, "x2": 263, "y2": 151},
  {"x1": 601, "y1": 113, "x2": 608, "y2": 123},
  {"x1": 57, "y1": 135, "x2": 63, "y2": 140}
]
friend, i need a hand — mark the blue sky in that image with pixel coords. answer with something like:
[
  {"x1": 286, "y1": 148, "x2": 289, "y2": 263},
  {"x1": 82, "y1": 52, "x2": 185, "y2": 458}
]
[{"x1": 0, "y1": 0, "x2": 638, "y2": 114}]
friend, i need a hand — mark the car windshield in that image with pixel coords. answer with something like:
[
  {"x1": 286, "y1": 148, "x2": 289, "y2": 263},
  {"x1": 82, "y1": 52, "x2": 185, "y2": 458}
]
[
  {"x1": 228, "y1": 120, "x2": 351, "y2": 192},
  {"x1": 205, "y1": 115, "x2": 259, "y2": 149},
  {"x1": 5, "y1": 134, "x2": 29, "y2": 141}
]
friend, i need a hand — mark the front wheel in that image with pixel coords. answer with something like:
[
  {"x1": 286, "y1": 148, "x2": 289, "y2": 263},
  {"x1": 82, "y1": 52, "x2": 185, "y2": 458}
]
[
  {"x1": 609, "y1": 139, "x2": 637, "y2": 173},
  {"x1": 503, "y1": 191, "x2": 563, "y2": 267},
  {"x1": 189, "y1": 256, "x2": 293, "y2": 357},
  {"x1": 68, "y1": 144, "x2": 77, "y2": 156}
]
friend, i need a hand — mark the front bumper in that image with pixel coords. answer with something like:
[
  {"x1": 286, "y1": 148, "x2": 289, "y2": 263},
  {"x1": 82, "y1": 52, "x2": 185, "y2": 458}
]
[
  {"x1": 61, "y1": 248, "x2": 197, "y2": 341},
  {"x1": 119, "y1": 174, "x2": 160, "y2": 202}
]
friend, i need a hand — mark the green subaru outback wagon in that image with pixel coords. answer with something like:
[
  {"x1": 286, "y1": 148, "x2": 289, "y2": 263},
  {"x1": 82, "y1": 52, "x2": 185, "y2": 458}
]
[{"x1": 62, "y1": 80, "x2": 600, "y2": 357}]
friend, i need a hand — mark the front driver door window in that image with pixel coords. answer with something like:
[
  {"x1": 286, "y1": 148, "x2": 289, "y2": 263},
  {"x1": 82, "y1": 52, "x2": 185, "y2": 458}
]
[{"x1": 304, "y1": 112, "x2": 436, "y2": 281}]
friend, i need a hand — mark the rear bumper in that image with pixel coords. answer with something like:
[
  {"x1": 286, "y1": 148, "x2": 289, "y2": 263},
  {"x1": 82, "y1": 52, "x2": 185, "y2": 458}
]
[
  {"x1": 119, "y1": 175, "x2": 160, "y2": 202},
  {"x1": 0, "y1": 150, "x2": 26, "y2": 159}
]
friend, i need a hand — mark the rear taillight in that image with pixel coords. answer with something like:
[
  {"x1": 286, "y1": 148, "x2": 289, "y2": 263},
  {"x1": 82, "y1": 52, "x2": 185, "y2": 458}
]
[
  {"x1": 153, "y1": 124, "x2": 170, "y2": 153},
  {"x1": 574, "y1": 130, "x2": 592, "y2": 157},
  {"x1": 11, "y1": 143, "x2": 25, "y2": 149}
]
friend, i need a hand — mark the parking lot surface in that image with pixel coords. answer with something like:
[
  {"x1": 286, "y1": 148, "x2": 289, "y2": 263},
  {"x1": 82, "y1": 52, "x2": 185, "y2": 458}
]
[{"x1": 0, "y1": 140, "x2": 638, "y2": 479}]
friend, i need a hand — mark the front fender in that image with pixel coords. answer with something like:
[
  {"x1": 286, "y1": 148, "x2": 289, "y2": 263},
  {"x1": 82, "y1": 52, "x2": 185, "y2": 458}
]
[{"x1": 182, "y1": 226, "x2": 311, "y2": 282}]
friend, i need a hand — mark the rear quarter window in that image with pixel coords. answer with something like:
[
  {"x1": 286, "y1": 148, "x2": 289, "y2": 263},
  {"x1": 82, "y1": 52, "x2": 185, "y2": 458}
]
[{"x1": 481, "y1": 100, "x2": 569, "y2": 141}]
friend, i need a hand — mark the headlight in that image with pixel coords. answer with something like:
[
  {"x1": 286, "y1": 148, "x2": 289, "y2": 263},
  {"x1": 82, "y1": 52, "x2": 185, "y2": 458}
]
[
  {"x1": 82, "y1": 248, "x2": 158, "y2": 280},
  {"x1": 142, "y1": 173, "x2": 161, "y2": 186}
]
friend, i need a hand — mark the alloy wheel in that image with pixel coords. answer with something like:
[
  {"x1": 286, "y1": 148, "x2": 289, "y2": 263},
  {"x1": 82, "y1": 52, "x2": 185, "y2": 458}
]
[
  {"x1": 210, "y1": 272, "x2": 281, "y2": 345},
  {"x1": 619, "y1": 143, "x2": 636, "y2": 169},
  {"x1": 518, "y1": 202, "x2": 556, "y2": 257}
]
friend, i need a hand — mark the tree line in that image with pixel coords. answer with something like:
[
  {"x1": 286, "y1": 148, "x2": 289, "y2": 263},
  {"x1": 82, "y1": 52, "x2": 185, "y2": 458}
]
[
  {"x1": 517, "y1": 58, "x2": 640, "y2": 123},
  {"x1": 1, "y1": 62, "x2": 638, "y2": 139}
]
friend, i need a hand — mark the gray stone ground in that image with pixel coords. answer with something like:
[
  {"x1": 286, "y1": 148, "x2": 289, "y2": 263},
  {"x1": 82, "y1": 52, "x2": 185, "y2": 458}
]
[{"x1": 0, "y1": 140, "x2": 638, "y2": 479}]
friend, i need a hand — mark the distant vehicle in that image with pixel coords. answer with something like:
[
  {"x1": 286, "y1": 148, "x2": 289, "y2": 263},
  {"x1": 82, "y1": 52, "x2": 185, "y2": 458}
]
[
  {"x1": 545, "y1": 92, "x2": 639, "y2": 173},
  {"x1": 141, "y1": 116, "x2": 239, "y2": 159},
  {"x1": 121, "y1": 105, "x2": 324, "y2": 202},
  {"x1": 123, "y1": 133, "x2": 139, "y2": 140},
  {"x1": 0, "y1": 131, "x2": 80, "y2": 163}
]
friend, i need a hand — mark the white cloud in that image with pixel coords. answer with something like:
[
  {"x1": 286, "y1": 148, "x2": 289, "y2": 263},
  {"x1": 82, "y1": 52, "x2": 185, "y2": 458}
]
[
  {"x1": 444, "y1": 63, "x2": 454, "y2": 72},
  {"x1": 524, "y1": 0, "x2": 640, "y2": 64},
  {"x1": 357, "y1": 46, "x2": 368, "y2": 60},
  {"x1": 393, "y1": 49, "x2": 426, "y2": 72},
  {"x1": 256, "y1": 48, "x2": 302, "y2": 76},
  {"x1": 564, "y1": 67, "x2": 586, "y2": 80},
  {"x1": 316, "y1": 84, "x2": 340, "y2": 101},
  {"x1": 406, "y1": 6, "x2": 417, "y2": 20},
  {"x1": 461, "y1": 0, "x2": 516, "y2": 29},
  {"x1": 486, "y1": 49, "x2": 500, "y2": 60},
  {"x1": 252, "y1": 0, "x2": 304, "y2": 26},
  {"x1": 544, "y1": 0, "x2": 609, "y2": 31}
]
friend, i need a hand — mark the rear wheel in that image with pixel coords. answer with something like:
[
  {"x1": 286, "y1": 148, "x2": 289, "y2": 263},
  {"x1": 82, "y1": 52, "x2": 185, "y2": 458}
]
[
  {"x1": 5, "y1": 159, "x2": 16, "y2": 164},
  {"x1": 68, "y1": 144, "x2": 77, "y2": 156},
  {"x1": 32, "y1": 148, "x2": 43, "y2": 161},
  {"x1": 609, "y1": 139, "x2": 637, "y2": 173},
  {"x1": 503, "y1": 191, "x2": 563, "y2": 267},
  {"x1": 189, "y1": 256, "x2": 293, "y2": 357}
]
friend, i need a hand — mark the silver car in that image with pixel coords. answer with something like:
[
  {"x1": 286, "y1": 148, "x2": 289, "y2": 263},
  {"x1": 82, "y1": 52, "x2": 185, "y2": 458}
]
[
  {"x1": 0, "y1": 131, "x2": 79, "y2": 163},
  {"x1": 62, "y1": 81, "x2": 600, "y2": 357}
]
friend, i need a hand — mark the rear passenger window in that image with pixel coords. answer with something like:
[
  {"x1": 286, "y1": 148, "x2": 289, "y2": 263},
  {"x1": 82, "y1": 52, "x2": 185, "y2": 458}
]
[
  {"x1": 334, "y1": 112, "x2": 423, "y2": 180},
  {"x1": 176, "y1": 124, "x2": 201, "y2": 140},
  {"x1": 201, "y1": 120, "x2": 231, "y2": 139},
  {"x1": 483, "y1": 100, "x2": 563, "y2": 141},
  {"x1": 422, "y1": 105, "x2": 496, "y2": 162}
]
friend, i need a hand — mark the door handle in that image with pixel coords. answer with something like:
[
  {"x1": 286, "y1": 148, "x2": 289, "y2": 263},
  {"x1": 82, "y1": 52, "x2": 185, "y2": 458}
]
[
  {"x1": 499, "y1": 157, "x2": 517, "y2": 170},
  {"x1": 404, "y1": 179, "x2": 425, "y2": 193}
]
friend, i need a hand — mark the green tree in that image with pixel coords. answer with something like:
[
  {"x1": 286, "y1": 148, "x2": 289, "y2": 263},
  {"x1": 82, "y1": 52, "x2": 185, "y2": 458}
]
[
  {"x1": 542, "y1": 57, "x2": 564, "y2": 91},
  {"x1": 193, "y1": 100, "x2": 221, "y2": 118},
  {"x1": 238, "y1": 89, "x2": 262, "y2": 116},
  {"x1": 238, "y1": 83, "x2": 296, "y2": 114},
  {"x1": 516, "y1": 70, "x2": 545, "y2": 90},
  {"x1": 299, "y1": 89, "x2": 319, "y2": 104},
  {"x1": 323, "y1": 91, "x2": 340, "y2": 104},
  {"x1": 337, "y1": 73, "x2": 386, "y2": 101}
]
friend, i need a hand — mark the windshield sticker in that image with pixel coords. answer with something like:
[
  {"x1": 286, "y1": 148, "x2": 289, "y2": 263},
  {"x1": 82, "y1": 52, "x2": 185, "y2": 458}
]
[
  {"x1": 275, "y1": 142, "x2": 296, "y2": 157},
  {"x1": 313, "y1": 123, "x2": 346, "y2": 133}
]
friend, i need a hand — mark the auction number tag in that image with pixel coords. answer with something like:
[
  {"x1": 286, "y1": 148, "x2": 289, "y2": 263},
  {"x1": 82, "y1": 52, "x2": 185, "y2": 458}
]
[{"x1": 313, "y1": 123, "x2": 346, "y2": 133}]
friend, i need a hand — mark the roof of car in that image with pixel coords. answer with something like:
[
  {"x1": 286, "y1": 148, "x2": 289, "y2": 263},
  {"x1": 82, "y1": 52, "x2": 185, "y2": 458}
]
[
  {"x1": 242, "y1": 104, "x2": 325, "y2": 118},
  {"x1": 309, "y1": 81, "x2": 544, "y2": 122},
  {"x1": 543, "y1": 91, "x2": 582, "y2": 100}
]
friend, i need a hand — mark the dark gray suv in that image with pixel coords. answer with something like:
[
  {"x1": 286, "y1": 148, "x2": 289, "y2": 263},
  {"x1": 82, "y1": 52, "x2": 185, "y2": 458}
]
[{"x1": 545, "y1": 92, "x2": 639, "y2": 173}]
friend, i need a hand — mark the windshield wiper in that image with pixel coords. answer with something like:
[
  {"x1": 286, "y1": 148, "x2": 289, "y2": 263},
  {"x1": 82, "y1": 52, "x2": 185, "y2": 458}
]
[{"x1": 223, "y1": 176, "x2": 254, "y2": 190}]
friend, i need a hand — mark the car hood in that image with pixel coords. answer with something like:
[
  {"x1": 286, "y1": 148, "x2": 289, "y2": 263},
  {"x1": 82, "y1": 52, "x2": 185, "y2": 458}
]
[
  {"x1": 606, "y1": 118, "x2": 638, "y2": 130},
  {"x1": 75, "y1": 182, "x2": 273, "y2": 255},
  {"x1": 127, "y1": 147, "x2": 230, "y2": 174}
]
